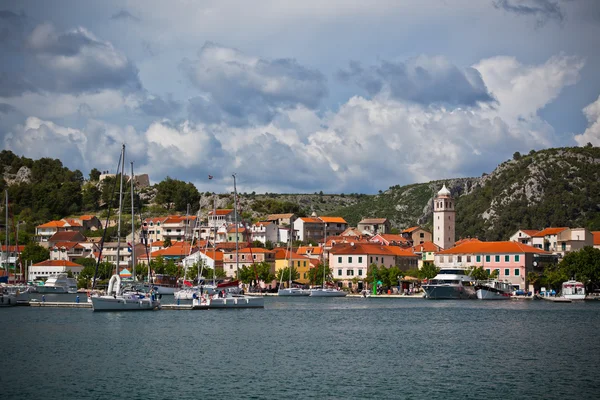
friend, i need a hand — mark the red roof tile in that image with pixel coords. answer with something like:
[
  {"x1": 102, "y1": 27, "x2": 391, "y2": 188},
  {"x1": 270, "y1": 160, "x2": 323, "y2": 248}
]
[
  {"x1": 413, "y1": 241, "x2": 441, "y2": 253},
  {"x1": 320, "y1": 216, "x2": 347, "y2": 224},
  {"x1": 32, "y1": 260, "x2": 83, "y2": 267},
  {"x1": 438, "y1": 241, "x2": 550, "y2": 255},
  {"x1": 593, "y1": 231, "x2": 600, "y2": 246},
  {"x1": 532, "y1": 227, "x2": 569, "y2": 237},
  {"x1": 209, "y1": 209, "x2": 234, "y2": 216}
]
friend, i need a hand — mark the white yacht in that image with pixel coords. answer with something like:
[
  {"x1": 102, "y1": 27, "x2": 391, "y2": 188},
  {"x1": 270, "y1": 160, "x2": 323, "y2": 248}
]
[
  {"x1": 192, "y1": 280, "x2": 263, "y2": 308},
  {"x1": 174, "y1": 284, "x2": 217, "y2": 300},
  {"x1": 0, "y1": 285, "x2": 17, "y2": 307},
  {"x1": 561, "y1": 280, "x2": 586, "y2": 300},
  {"x1": 309, "y1": 287, "x2": 347, "y2": 297},
  {"x1": 37, "y1": 273, "x2": 78, "y2": 294},
  {"x1": 422, "y1": 269, "x2": 476, "y2": 299},
  {"x1": 279, "y1": 287, "x2": 310, "y2": 296},
  {"x1": 475, "y1": 280, "x2": 513, "y2": 300}
]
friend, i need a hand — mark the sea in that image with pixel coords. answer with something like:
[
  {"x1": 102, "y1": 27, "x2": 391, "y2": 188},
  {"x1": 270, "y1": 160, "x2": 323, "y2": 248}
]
[{"x1": 1, "y1": 295, "x2": 599, "y2": 400}]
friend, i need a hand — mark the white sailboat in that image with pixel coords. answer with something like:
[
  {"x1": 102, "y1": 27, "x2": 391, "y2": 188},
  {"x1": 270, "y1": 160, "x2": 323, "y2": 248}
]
[
  {"x1": 278, "y1": 220, "x2": 309, "y2": 296},
  {"x1": 91, "y1": 145, "x2": 160, "y2": 311}
]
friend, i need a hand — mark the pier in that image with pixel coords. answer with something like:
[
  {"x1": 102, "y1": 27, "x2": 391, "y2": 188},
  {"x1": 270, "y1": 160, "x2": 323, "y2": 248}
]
[{"x1": 27, "y1": 301, "x2": 92, "y2": 308}]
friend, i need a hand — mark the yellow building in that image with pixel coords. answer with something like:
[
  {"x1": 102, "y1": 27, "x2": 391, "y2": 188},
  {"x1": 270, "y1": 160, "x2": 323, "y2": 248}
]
[{"x1": 274, "y1": 248, "x2": 312, "y2": 285}]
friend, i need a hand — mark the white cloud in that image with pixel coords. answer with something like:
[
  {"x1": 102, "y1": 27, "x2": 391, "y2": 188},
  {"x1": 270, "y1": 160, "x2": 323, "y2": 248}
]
[{"x1": 574, "y1": 95, "x2": 600, "y2": 146}]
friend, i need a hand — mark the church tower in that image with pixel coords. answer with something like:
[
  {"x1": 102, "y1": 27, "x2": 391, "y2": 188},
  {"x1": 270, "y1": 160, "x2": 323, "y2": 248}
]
[{"x1": 433, "y1": 184, "x2": 455, "y2": 250}]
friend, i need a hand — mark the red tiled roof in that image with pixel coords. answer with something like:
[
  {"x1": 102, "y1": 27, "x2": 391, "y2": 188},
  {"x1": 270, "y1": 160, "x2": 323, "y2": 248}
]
[
  {"x1": 48, "y1": 231, "x2": 87, "y2": 242},
  {"x1": 37, "y1": 220, "x2": 67, "y2": 228},
  {"x1": 532, "y1": 227, "x2": 569, "y2": 237},
  {"x1": 359, "y1": 218, "x2": 388, "y2": 224},
  {"x1": 52, "y1": 241, "x2": 79, "y2": 250},
  {"x1": 236, "y1": 248, "x2": 275, "y2": 254},
  {"x1": 62, "y1": 218, "x2": 82, "y2": 227},
  {"x1": 300, "y1": 217, "x2": 323, "y2": 223},
  {"x1": 266, "y1": 213, "x2": 295, "y2": 220},
  {"x1": 519, "y1": 229, "x2": 539, "y2": 236},
  {"x1": 163, "y1": 215, "x2": 197, "y2": 224},
  {"x1": 79, "y1": 215, "x2": 96, "y2": 220},
  {"x1": 329, "y1": 243, "x2": 416, "y2": 257},
  {"x1": 1, "y1": 245, "x2": 25, "y2": 252},
  {"x1": 254, "y1": 221, "x2": 272, "y2": 227},
  {"x1": 216, "y1": 242, "x2": 248, "y2": 250},
  {"x1": 296, "y1": 246, "x2": 323, "y2": 255},
  {"x1": 320, "y1": 216, "x2": 347, "y2": 224},
  {"x1": 144, "y1": 217, "x2": 166, "y2": 224},
  {"x1": 151, "y1": 243, "x2": 191, "y2": 257},
  {"x1": 199, "y1": 250, "x2": 224, "y2": 261},
  {"x1": 402, "y1": 226, "x2": 421, "y2": 233},
  {"x1": 227, "y1": 226, "x2": 246, "y2": 233},
  {"x1": 209, "y1": 209, "x2": 234, "y2": 216},
  {"x1": 32, "y1": 260, "x2": 83, "y2": 267},
  {"x1": 274, "y1": 249, "x2": 308, "y2": 260},
  {"x1": 438, "y1": 241, "x2": 550, "y2": 255},
  {"x1": 455, "y1": 238, "x2": 482, "y2": 246},
  {"x1": 413, "y1": 241, "x2": 441, "y2": 253}
]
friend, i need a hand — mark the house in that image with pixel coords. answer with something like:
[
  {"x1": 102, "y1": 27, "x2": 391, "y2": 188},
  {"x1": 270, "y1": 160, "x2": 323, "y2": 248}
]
[
  {"x1": 183, "y1": 248, "x2": 224, "y2": 271},
  {"x1": 293, "y1": 216, "x2": 324, "y2": 243},
  {"x1": 47, "y1": 231, "x2": 87, "y2": 248},
  {"x1": 222, "y1": 248, "x2": 276, "y2": 278},
  {"x1": 594, "y1": 231, "x2": 600, "y2": 250},
  {"x1": 49, "y1": 241, "x2": 96, "y2": 262},
  {"x1": 508, "y1": 229, "x2": 539, "y2": 245},
  {"x1": 141, "y1": 217, "x2": 167, "y2": 244},
  {"x1": 208, "y1": 209, "x2": 237, "y2": 228},
  {"x1": 161, "y1": 215, "x2": 197, "y2": 242},
  {"x1": 328, "y1": 243, "x2": 419, "y2": 291},
  {"x1": 148, "y1": 241, "x2": 191, "y2": 263},
  {"x1": 227, "y1": 226, "x2": 248, "y2": 243},
  {"x1": 274, "y1": 248, "x2": 312, "y2": 285},
  {"x1": 401, "y1": 226, "x2": 432, "y2": 245},
  {"x1": 100, "y1": 242, "x2": 134, "y2": 269},
  {"x1": 357, "y1": 218, "x2": 391, "y2": 235},
  {"x1": 28, "y1": 260, "x2": 84, "y2": 281},
  {"x1": 36, "y1": 219, "x2": 84, "y2": 242},
  {"x1": 530, "y1": 227, "x2": 593, "y2": 258},
  {"x1": 74, "y1": 215, "x2": 103, "y2": 231},
  {"x1": 412, "y1": 241, "x2": 441, "y2": 269},
  {"x1": 0, "y1": 245, "x2": 25, "y2": 272},
  {"x1": 320, "y1": 216, "x2": 348, "y2": 237},
  {"x1": 266, "y1": 213, "x2": 296, "y2": 226},
  {"x1": 370, "y1": 234, "x2": 410, "y2": 247},
  {"x1": 435, "y1": 241, "x2": 555, "y2": 291},
  {"x1": 340, "y1": 227, "x2": 364, "y2": 237},
  {"x1": 250, "y1": 221, "x2": 279, "y2": 245},
  {"x1": 296, "y1": 245, "x2": 323, "y2": 260}
]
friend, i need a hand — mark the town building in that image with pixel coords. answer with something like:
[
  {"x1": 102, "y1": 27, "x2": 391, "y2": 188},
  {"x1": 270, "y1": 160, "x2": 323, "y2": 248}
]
[
  {"x1": 74, "y1": 215, "x2": 103, "y2": 231},
  {"x1": 208, "y1": 209, "x2": 237, "y2": 228},
  {"x1": 161, "y1": 215, "x2": 196, "y2": 242},
  {"x1": 508, "y1": 229, "x2": 539, "y2": 245},
  {"x1": 435, "y1": 241, "x2": 554, "y2": 291},
  {"x1": 320, "y1": 216, "x2": 348, "y2": 237},
  {"x1": 49, "y1": 241, "x2": 96, "y2": 262},
  {"x1": 401, "y1": 226, "x2": 432, "y2": 245},
  {"x1": 413, "y1": 241, "x2": 441, "y2": 269},
  {"x1": 530, "y1": 227, "x2": 594, "y2": 258},
  {"x1": 370, "y1": 234, "x2": 409, "y2": 247},
  {"x1": 293, "y1": 216, "x2": 324, "y2": 243},
  {"x1": 433, "y1": 184, "x2": 455, "y2": 249},
  {"x1": 47, "y1": 231, "x2": 87, "y2": 248},
  {"x1": 273, "y1": 248, "x2": 312, "y2": 285},
  {"x1": 250, "y1": 221, "x2": 279, "y2": 245},
  {"x1": 28, "y1": 260, "x2": 84, "y2": 280},
  {"x1": 357, "y1": 218, "x2": 391, "y2": 235},
  {"x1": 266, "y1": 213, "x2": 296, "y2": 226},
  {"x1": 36, "y1": 219, "x2": 84, "y2": 242},
  {"x1": 141, "y1": 217, "x2": 167, "y2": 244},
  {"x1": 222, "y1": 248, "x2": 276, "y2": 278}
]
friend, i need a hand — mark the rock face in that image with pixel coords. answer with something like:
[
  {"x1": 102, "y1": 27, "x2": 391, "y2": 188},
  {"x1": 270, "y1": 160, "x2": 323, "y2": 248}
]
[{"x1": 3, "y1": 166, "x2": 32, "y2": 185}]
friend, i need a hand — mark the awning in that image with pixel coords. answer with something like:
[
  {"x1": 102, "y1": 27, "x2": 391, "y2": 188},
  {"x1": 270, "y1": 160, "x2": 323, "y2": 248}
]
[{"x1": 119, "y1": 268, "x2": 132, "y2": 277}]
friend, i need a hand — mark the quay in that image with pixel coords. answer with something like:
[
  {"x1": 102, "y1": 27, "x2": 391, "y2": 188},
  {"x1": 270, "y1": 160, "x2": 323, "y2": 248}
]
[{"x1": 27, "y1": 301, "x2": 92, "y2": 308}]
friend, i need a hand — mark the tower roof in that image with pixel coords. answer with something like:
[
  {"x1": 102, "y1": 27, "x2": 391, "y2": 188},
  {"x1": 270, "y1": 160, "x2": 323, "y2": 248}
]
[{"x1": 437, "y1": 184, "x2": 451, "y2": 197}]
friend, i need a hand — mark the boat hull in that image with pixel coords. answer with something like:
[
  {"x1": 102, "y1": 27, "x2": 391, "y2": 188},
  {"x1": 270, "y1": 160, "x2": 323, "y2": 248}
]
[
  {"x1": 309, "y1": 289, "x2": 347, "y2": 297},
  {"x1": 278, "y1": 288, "x2": 310, "y2": 296},
  {"x1": 423, "y1": 285, "x2": 476, "y2": 299},
  {"x1": 192, "y1": 295, "x2": 264, "y2": 309},
  {"x1": 563, "y1": 294, "x2": 586, "y2": 300},
  {"x1": 37, "y1": 286, "x2": 71, "y2": 294},
  {"x1": 91, "y1": 295, "x2": 160, "y2": 311},
  {"x1": 0, "y1": 293, "x2": 17, "y2": 307},
  {"x1": 476, "y1": 288, "x2": 511, "y2": 300}
]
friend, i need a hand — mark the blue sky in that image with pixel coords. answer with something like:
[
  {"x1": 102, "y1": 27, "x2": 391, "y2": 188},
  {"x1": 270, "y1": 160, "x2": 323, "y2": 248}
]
[{"x1": 1, "y1": 0, "x2": 599, "y2": 194}]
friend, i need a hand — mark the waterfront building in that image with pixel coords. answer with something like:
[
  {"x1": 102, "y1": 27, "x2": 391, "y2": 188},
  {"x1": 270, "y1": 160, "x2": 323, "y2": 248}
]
[
  {"x1": 47, "y1": 231, "x2": 87, "y2": 248},
  {"x1": 296, "y1": 245, "x2": 323, "y2": 260},
  {"x1": 29, "y1": 259, "x2": 84, "y2": 280},
  {"x1": 36, "y1": 219, "x2": 84, "y2": 242},
  {"x1": 508, "y1": 229, "x2": 539, "y2": 245},
  {"x1": 529, "y1": 227, "x2": 593, "y2": 258},
  {"x1": 412, "y1": 241, "x2": 441, "y2": 269},
  {"x1": 222, "y1": 248, "x2": 276, "y2": 279},
  {"x1": 274, "y1": 248, "x2": 312, "y2": 284},
  {"x1": 161, "y1": 215, "x2": 196, "y2": 242},
  {"x1": 294, "y1": 216, "x2": 324, "y2": 243},
  {"x1": 357, "y1": 218, "x2": 391, "y2": 235},
  {"x1": 401, "y1": 226, "x2": 432, "y2": 246},
  {"x1": 435, "y1": 241, "x2": 553, "y2": 291},
  {"x1": 433, "y1": 184, "x2": 455, "y2": 250},
  {"x1": 148, "y1": 241, "x2": 192, "y2": 264}
]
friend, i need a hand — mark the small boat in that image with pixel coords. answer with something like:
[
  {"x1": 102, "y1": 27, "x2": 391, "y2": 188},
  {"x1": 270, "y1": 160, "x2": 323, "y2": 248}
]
[
  {"x1": 475, "y1": 280, "x2": 513, "y2": 300},
  {"x1": 422, "y1": 269, "x2": 476, "y2": 299},
  {"x1": 192, "y1": 281, "x2": 263, "y2": 309},
  {"x1": 37, "y1": 273, "x2": 78, "y2": 294},
  {"x1": 0, "y1": 285, "x2": 17, "y2": 307},
  {"x1": 309, "y1": 287, "x2": 347, "y2": 297},
  {"x1": 561, "y1": 280, "x2": 586, "y2": 300}
]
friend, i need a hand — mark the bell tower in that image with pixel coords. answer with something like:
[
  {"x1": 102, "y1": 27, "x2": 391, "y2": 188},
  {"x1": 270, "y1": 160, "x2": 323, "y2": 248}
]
[{"x1": 433, "y1": 184, "x2": 455, "y2": 250}]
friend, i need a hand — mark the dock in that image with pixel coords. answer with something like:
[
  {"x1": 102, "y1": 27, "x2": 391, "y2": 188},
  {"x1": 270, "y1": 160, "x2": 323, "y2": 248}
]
[
  {"x1": 161, "y1": 304, "x2": 193, "y2": 310},
  {"x1": 27, "y1": 301, "x2": 92, "y2": 308}
]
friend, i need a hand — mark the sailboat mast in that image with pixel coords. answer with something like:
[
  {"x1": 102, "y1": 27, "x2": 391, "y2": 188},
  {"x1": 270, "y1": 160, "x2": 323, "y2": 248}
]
[
  {"x1": 115, "y1": 144, "x2": 125, "y2": 279},
  {"x1": 5, "y1": 190, "x2": 9, "y2": 283},
  {"x1": 212, "y1": 196, "x2": 216, "y2": 285},
  {"x1": 130, "y1": 161, "x2": 136, "y2": 282},
  {"x1": 232, "y1": 173, "x2": 239, "y2": 280},
  {"x1": 288, "y1": 217, "x2": 293, "y2": 288}
]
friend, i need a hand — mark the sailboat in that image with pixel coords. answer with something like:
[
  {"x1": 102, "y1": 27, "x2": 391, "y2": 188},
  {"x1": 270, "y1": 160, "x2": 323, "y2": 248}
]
[
  {"x1": 309, "y1": 222, "x2": 346, "y2": 297},
  {"x1": 90, "y1": 144, "x2": 160, "y2": 311},
  {"x1": 192, "y1": 174, "x2": 263, "y2": 309},
  {"x1": 278, "y1": 221, "x2": 309, "y2": 296}
]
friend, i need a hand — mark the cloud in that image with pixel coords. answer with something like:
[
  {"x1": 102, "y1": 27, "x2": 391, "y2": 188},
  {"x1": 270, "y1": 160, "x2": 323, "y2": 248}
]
[
  {"x1": 0, "y1": 103, "x2": 16, "y2": 114},
  {"x1": 180, "y1": 42, "x2": 328, "y2": 125},
  {"x1": 493, "y1": 0, "x2": 565, "y2": 26},
  {"x1": 110, "y1": 10, "x2": 140, "y2": 22},
  {"x1": 573, "y1": 95, "x2": 600, "y2": 146},
  {"x1": 139, "y1": 94, "x2": 182, "y2": 117},
  {"x1": 338, "y1": 56, "x2": 495, "y2": 108}
]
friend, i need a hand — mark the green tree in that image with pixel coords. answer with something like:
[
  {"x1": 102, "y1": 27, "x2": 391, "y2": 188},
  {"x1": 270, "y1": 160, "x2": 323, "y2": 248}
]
[
  {"x1": 89, "y1": 168, "x2": 101, "y2": 181},
  {"x1": 419, "y1": 263, "x2": 440, "y2": 280},
  {"x1": 163, "y1": 237, "x2": 172, "y2": 247},
  {"x1": 308, "y1": 262, "x2": 331, "y2": 286},
  {"x1": 20, "y1": 243, "x2": 50, "y2": 266},
  {"x1": 467, "y1": 266, "x2": 489, "y2": 281},
  {"x1": 82, "y1": 185, "x2": 101, "y2": 211},
  {"x1": 154, "y1": 177, "x2": 200, "y2": 212},
  {"x1": 558, "y1": 246, "x2": 600, "y2": 288},
  {"x1": 276, "y1": 266, "x2": 300, "y2": 286}
]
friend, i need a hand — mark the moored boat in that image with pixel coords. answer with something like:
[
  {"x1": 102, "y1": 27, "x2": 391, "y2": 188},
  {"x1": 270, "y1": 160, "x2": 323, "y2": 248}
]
[
  {"x1": 0, "y1": 285, "x2": 17, "y2": 307},
  {"x1": 37, "y1": 273, "x2": 78, "y2": 294},
  {"x1": 475, "y1": 280, "x2": 512, "y2": 300},
  {"x1": 309, "y1": 287, "x2": 347, "y2": 297},
  {"x1": 561, "y1": 280, "x2": 586, "y2": 300},
  {"x1": 422, "y1": 269, "x2": 476, "y2": 299}
]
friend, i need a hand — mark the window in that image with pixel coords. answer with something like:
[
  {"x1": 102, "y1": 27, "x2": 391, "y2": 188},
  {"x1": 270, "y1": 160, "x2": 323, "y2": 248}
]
[
  {"x1": 485, "y1": 255, "x2": 490, "y2": 262},
  {"x1": 457, "y1": 256, "x2": 462, "y2": 262},
  {"x1": 253, "y1": 255, "x2": 257, "y2": 259},
  {"x1": 346, "y1": 269, "x2": 353, "y2": 276},
  {"x1": 440, "y1": 256, "x2": 444, "y2": 263},
  {"x1": 370, "y1": 257, "x2": 373, "y2": 263},
  {"x1": 338, "y1": 257, "x2": 342, "y2": 263},
  {"x1": 420, "y1": 233, "x2": 424, "y2": 238},
  {"x1": 561, "y1": 242, "x2": 566, "y2": 251},
  {"x1": 338, "y1": 269, "x2": 342, "y2": 276},
  {"x1": 157, "y1": 230, "x2": 160, "y2": 235},
  {"x1": 241, "y1": 255, "x2": 246, "y2": 260},
  {"x1": 504, "y1": 255, "x2": 509, "y2": 262},
  {"x1": 466, "y1": 256, "x2": 471, "y2": 263},
  {"x1": 476, "y1": 255, "x2": 481, "y2": 263},
  {"x1": 303, "y1": 261, "x2": 306, "y2": 267},
  {"x1": 495, "y1": 255, "x2": 500, "y2": 262},
  {"x1": 376, "y1": 257, "x2": 379, "y2": 262},
  {"x1": 358, "y1": 270, "x2": 363, "y2": 276},
  {"x1": 348, "y1": 257, "x2": 353, "y2": 263},
  {"x1": 515, "y1": 255, "x2": 520, "y2": 262},
  {"x1": 358, "y1": 256, "x2": 363, "y2": 263},
  {"x1": 514, "y1": 268, "x2": 520, "y2": 276},
  {"x1": 504, "y1": 269, "x2": 510, "y2": 276}
]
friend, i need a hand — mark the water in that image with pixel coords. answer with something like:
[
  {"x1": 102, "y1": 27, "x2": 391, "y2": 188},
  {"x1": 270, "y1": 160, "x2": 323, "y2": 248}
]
[{"x1": 1, "y1": 297, "x2": 599, "y2": 399}]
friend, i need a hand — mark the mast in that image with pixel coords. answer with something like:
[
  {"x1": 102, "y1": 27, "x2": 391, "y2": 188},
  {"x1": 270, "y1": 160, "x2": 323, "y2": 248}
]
[
  {"x1": 322, "y1": 217, "x2": 327, "y2": 289},
  {"x1": 115, "y1": 144, "x2": 125, "y2": 292},
  {"x1": 212, "y1": 195, "x2": 216, "y2": 286},
  {"x1": 288, "y1": 217, "x2": 294, "y2": 288},
  {"x1": 5, "y1": 190, "x2": 9, "y2": 283},
  {"x1": 232, "y1": 173, "x2": 239, "y2": 280},
  {"x1": 130, "y1": 161, "x2": 136, "y2": 282}
]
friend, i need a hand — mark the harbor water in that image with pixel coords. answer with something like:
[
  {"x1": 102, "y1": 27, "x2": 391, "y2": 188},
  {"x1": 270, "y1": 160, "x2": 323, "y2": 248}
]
[{"x1": 1, "y1": 296, "x2": 599, "y2": 399}]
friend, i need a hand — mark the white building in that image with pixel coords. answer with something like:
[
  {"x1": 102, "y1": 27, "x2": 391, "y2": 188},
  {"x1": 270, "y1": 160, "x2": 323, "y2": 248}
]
[
  {"x1": 29, "y1": 260, "x2": 84, "y2": 280},
  {"x1": 250, "y1": 221, "x2": 279, "y2": 245},
  {"x1": 433, "y1": 184, "x2": 455, "y2": 250}
]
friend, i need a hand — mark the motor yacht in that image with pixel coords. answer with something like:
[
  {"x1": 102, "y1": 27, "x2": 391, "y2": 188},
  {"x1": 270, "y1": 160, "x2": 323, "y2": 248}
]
[{"x1": 422, "y1": 269, "x2": 476, "y2": 299}]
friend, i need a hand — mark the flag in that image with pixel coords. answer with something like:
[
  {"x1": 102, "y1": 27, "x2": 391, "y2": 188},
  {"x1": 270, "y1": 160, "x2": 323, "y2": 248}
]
[{"x1": 208, "y1": 175, "x2": 213, "y2": 180}]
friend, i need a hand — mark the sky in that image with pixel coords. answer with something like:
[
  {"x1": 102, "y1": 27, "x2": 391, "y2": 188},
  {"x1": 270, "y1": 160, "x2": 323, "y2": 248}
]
[{"x1": 1, "y1": 0, "x2": 599, "y2": 194}]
